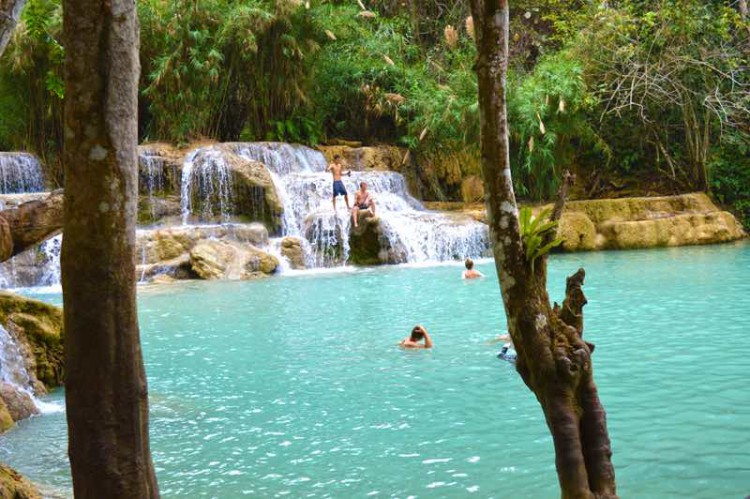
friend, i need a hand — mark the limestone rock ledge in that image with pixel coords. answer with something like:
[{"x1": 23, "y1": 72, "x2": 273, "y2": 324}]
[
  {"x1": 136, "y1": 223, "x2": 279, "y2": 282},
  {"x1": 558, "y1": 193, "x2": 746, "y2": 251}
]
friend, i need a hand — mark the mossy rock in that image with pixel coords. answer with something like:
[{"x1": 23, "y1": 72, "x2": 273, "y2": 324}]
[
  {"x1": 0, "y1": 464, "x2": 42, "y2": 499},
  {"x1": 558, "y1": 212, "x2": 597, "y2": 251},
  {"x1": 348, "y1": 216, "x2": 388, "y2": 265},
  {"x1": 0, "y1": 292, "x2": 64, "y2": 390}
]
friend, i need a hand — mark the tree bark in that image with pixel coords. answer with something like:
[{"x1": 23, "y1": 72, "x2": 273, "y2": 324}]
[
  {"x1": 0, "y1": 0, "x2": 26, "y2": 57},
  {"x1": 0, "y1": 190, "x2": 63, "y2": 259},
  {"x1": 468, "y1": 1, "x2": 617, "y2": 498},
  {"x1": 62, "y1": 0, "x2": 159, "y2": 497}
]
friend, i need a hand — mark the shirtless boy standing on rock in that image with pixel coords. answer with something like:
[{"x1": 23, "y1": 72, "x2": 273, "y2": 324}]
[{"x1": 326, "y1": 154, "x2": 352, "y2": 211}]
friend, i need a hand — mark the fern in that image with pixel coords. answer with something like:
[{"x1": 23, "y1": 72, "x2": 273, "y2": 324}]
[{"x1": 519, "y1": 206, "x2": 563, "y2": 273}]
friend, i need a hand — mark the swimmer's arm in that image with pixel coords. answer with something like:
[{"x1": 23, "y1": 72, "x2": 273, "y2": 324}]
[{"x1": 423, "y1": 332, "x2": 433, "y2": 349}]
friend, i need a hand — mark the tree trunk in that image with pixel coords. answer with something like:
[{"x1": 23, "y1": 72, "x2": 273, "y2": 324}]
[
  {"x1": 468, "y1": 1, "x2": 617, "y2": 497},
  {"x1": 61, "y1": 1, "x2": 159, "y2": 497},
  {"x1": 0, "y1": 0, "x2": 25, "y2": 57}
]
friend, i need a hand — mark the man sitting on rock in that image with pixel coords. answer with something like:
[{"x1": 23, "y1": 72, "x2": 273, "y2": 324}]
[
  {"x1": 351, "y1": 181, "x2": 376, "y2": 228},
  {"x1": 326, "y1": 154, "x2": 352, "y2": 211}
]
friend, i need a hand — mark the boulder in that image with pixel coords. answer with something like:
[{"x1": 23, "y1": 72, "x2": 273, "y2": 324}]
[
  {"x1": 189, "y1": 240, "x2": 278, "y2": 280},
  {"x1": 280, "y1": 237, "x2": 306, "y2": 269},
  {"x1": 558, "y1": 212, "x2": 597, "y2": 251},
  {"x1": 348, "y1": 215, "x2": 394, "y2": 265},
  {"x1": 0, "y1": 292, "x2": 64, "y2": 392},
  {"x1": 0, "y1": 464, "x2": 42, "y2": 499},
  {"x1": 0, "y1": 383, "x2": 38, "y2": 422},
  {"x1": 135, "y1": 224, "x2": 277, "y2": 282}
]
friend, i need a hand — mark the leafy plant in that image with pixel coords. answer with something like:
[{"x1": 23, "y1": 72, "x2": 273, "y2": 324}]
[{"x1": 519, "y1": 206, "x2": 562, "y2": 272}]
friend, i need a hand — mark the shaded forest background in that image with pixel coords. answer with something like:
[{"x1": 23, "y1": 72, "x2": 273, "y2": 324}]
[{"x1": 0, "y1": 0, "x2": 748, "y2": 224}]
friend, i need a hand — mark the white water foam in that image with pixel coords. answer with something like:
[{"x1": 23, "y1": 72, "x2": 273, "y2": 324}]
[
  {"x1": 0, "y1": 153, "x2": 45, "y2": 194},
  {"x1": 0, "y1": 324, "x2": 63, "y2": 414}
]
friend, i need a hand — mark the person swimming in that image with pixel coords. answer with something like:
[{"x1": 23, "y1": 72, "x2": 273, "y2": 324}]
[
  {"x1": 399, "y1": 325, "x2": 433, "y2": 349},
  {"x1": 462, "y1": 258, "x2": 484, "y2": 279}
]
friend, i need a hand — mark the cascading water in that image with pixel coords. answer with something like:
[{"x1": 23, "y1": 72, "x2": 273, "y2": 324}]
[
  {"x1": 0, "y1": 153, "x2": 45, "y2": 194},
  {"x1": 0, "y1": 234, "x2": 62, "y2": 289},
  {"x1": 180, "y1": 148, "x2": 235, "y2": 224},
  {"x1": 0, "y1": 324, "x2": 60, "y2": 413},
  {"x1": 230, "y1": 142, "x2": 489, "y2": 266},
  {"x1": 0, "y1": 325, "x2": 33, "y2": 389}
]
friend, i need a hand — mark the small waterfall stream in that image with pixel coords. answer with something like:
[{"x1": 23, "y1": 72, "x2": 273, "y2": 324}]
[
  {"x1": 0, "y1": 153, "x2": 45, "y2": 194},
  {"x1": 0, "y1": 324, "x2": 60, "y2": 413}
]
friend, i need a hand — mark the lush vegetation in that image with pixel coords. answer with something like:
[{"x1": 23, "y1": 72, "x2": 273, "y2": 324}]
[{"x1": 1, "y1": 0, "x2": 748, "y2": 221}]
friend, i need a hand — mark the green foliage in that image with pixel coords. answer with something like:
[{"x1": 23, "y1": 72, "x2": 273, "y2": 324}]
[
  {"x1": 709, "y1": 133, "x2": 750, "y2": 228},
  {"x1": 519, "y1": 207, "x2": 562, "y2": 272},
  {"x1": 508, "y1": 52, "x2": 608, "y2": 200},
  {"x1": 0, "y1": 0, "x2": 64, "y2": 182},
  {"x1": 2, "y1": 0, "x2": 748, "y2": 206}
]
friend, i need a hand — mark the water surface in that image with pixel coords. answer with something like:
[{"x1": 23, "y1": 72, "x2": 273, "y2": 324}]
[{"x1": 1, "y1": 242, "x2": 749, "y2": 498}]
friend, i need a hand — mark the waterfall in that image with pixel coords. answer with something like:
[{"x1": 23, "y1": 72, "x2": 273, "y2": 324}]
[
  {"x1": 0, "y1": 234, "x2": 62, "y2": 289},
  {"x1": 229, "y1": 142, "x2": 489, "y2": 266},
  {"x1": 0, "y1": 324, "x2": 60, "y2": 413},
  {"x1": 0, "y1": 153, "x2": 45, "y2": 194},
  {"x1": 180, "y1": 148, "x2": 234, "y2": 224},
  {"x1": 0, "y1": 325, "x2": 33, "y2": 389}
]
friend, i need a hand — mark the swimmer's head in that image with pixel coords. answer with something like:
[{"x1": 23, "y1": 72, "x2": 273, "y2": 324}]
[
  {"x1": 465, "y1": 258, "x2": 474, "y2": 270},
  {"x1": 334, "y1": 154, "x2": 341, "y2": 161},
  {"x1": 410, "y1": 325, "x2": 427, "y2": 341}
]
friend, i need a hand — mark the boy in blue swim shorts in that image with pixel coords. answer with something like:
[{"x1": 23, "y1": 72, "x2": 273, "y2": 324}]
[{"x1": 326, "y1": 154, "x2": 352, "y2": 211}]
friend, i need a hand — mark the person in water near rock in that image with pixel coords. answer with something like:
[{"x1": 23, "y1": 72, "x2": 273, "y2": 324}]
[
  {"x1": 351, "y1": 181, "x2": 376, "y2": 228},
  {"x1": 400, "y1": 325, "x2": 433, "y2": 349},
  {"x1": 462, "y1": 258, "x2": 484, "y2": 279},
  {"x1": 326, "y1": 154, "x2": 352, "y2": 211}
]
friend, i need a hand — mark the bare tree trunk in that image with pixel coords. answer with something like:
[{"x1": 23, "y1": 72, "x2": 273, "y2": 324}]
[
  {"x1": 0, "y1": 0, "x2": 26, "y2": 57},
  {"x1": 468, "y1": 1, "x2": 617, "y2": 497},
  {"x1": 62, "y1": 0, "x2": 159, "y2": 497}
]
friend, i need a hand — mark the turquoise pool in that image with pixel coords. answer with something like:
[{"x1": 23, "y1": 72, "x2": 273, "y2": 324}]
[{"x1": 1, "y1": 242, "x2": 749, "y2": 498}]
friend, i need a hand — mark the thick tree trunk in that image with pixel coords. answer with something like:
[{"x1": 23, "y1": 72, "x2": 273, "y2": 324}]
[
  {"x1": 62, "y1": 1, "x2": 159, "y2": 497},
  {"x1": 0, "y1": 0, "x2": 26, "y2": 57},
  {"x1": 468, "y1": 1, "x2": 616, "y2": 498}
]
